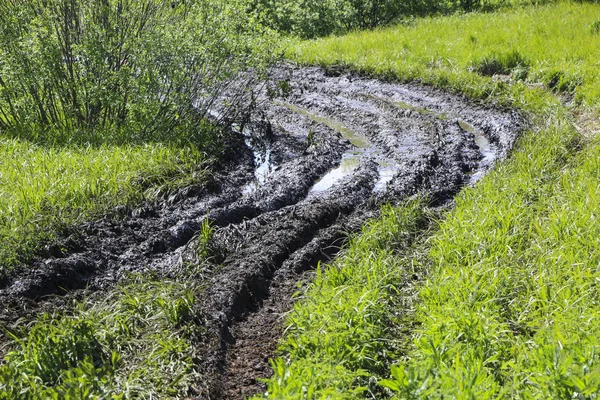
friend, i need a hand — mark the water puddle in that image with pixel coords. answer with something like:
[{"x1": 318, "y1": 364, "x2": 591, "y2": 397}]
[
  {"x1": 275, "y1": 100, "x2": 379, "y2": 197},
  {"x1": 242, "y1": 145, "x2": 273, "y2": 196},
  {"x1": 234, "y1": 120, "x2": 275, "y2": 196},
  {"x1": 307, "y1": 152, "x2": 362, "y2": 197},
  {"x1": 394, "y1": 100, "x2": 451, "y2": 121},
  {"x1": 458, "y1": 120, "x2": 496, "y2": 183},
  {"x1": 276, "y1": 101, "x2": 371, "y2": 148},
  {"x1": 458, "y1": 121, "x2": 494, "y2": 161},
  {"x1": 373, "y1": 161, "x2": 400, "y2": 193},
  {"x1": 276, "y1": 95, "x2": 498, "y2": 199}
]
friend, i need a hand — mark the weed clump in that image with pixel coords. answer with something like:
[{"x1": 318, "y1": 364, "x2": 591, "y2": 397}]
[
  {"x1": 591, "y1": 19, "x2": 600, "y2": 34},
  {"x1": 473, "y1": 50, "x2": 531, "y2": 79},
  {"x1": 544, "y1": 69, "x2": 584, "y2": 93}
]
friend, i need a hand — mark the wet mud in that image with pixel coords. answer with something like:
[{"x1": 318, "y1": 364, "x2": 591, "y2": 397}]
[{"x1": 0, "y1": 64, "x2": 522, "y2": 399}]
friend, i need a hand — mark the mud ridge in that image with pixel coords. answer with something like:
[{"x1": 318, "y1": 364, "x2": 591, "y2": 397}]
[{"x1": 0, "y1": 64, "x2": 523, "y2": 397}]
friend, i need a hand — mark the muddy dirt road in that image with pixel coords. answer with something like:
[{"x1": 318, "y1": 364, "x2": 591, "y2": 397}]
[{"x1": 0, "y1": 65, "x2": 522, "y2": 399}]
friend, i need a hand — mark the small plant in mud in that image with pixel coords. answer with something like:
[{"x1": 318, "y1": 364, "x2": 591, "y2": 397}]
[
  {"x1": 196, "y1": 218, "x2": 217, "y2": 262},
  {"x1": 306, "y1": 129, "x2": 316, "y2": 150},
  {"x1": 183, "y1": 217, "x2": 225, "y2": 276},
  {"x1": 266, "y1": 79, "x2": 294, "y2": 100}
]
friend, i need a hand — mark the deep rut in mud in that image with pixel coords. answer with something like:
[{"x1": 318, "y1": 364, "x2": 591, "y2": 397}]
[{"x1": 0, "y1": 65, "x2": 522, "y2": 399}]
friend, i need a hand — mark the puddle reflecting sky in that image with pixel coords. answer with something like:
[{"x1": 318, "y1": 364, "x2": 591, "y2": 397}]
[{"x1": 308, "y1": 152, "x2": 362, "y2": 196}]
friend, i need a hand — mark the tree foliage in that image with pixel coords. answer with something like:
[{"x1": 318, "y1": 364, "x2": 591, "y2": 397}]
[{"x1": 0, "y1": 0, "x2": 277, "y2": 147}]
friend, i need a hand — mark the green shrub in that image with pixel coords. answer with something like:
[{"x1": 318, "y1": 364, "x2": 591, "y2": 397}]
[
  {"x1": 249, "y1": 0, "x2": 432, "y2": 39},
  {"x1": 0, "y1": 0, "x2": 276, "y2": 147}
]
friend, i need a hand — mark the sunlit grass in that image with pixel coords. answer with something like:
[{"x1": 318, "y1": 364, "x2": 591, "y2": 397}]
[
  {"x1": 390, "y1": 116, "x2": 600, "y2": 397},
  {"x1": 380, "y1": 114, "x2": 600, "y2": 398},
  {"x1": 0, "y1": 139, "x2": 204, "y2": 273}
]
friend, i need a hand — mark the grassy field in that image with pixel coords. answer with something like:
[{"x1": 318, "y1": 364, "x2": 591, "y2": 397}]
[{"x1": 259, "y1": 1, "x2": 600, "y2": 398}]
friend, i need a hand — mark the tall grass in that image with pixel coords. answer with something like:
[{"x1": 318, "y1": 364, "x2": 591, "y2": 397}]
[
  {"x1": 380, "y1": 113, "x2": 600, "y2": 398},
  {"x1": 0, "y1": 277, "x2": 202, "y2": 399},
  {"x1": 0, "y1": 139, "x2": 204, "y2": 269}
]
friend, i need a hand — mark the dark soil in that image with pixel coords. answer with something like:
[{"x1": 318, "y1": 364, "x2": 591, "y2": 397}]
[{"x1": 0, "y1": 64, "x2": 523, "y2": 399}]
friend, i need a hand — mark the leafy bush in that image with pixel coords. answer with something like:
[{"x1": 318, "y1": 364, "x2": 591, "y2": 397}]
[{"x1": 0, "y1": 0, "x2": 277, "y2": 147}]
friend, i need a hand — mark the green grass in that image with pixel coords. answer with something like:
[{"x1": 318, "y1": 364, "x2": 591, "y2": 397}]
[
  {"x1": 0, "y1": 276, "x2": 202, "y2": 399},
  {"x1": 0, "y1": 139, "x2": 206, "y2": 273},
  {"x1": 259, "y1": 1, "x2": 600, "y2": 398},
  {"x1": 258, "y1": 200, "x2": 430, "y2": 399}
]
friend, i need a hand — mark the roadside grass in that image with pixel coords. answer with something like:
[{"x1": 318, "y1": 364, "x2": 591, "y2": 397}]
[
  {"x1": 0, "y1": 139, "x2": 207, "y2": 274},
  {"x1": 0, "y1": 276, "x2": 202, "y2": 399},
  {"x1": 258, "y1": 200, "x2": 431, "y2": 399},
  {"x1": 379, "y1": 107, "x2": 600, "y2": 399},
  {"x1": 259, "y1": 1, "x2": 600, "y2": 398}
]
